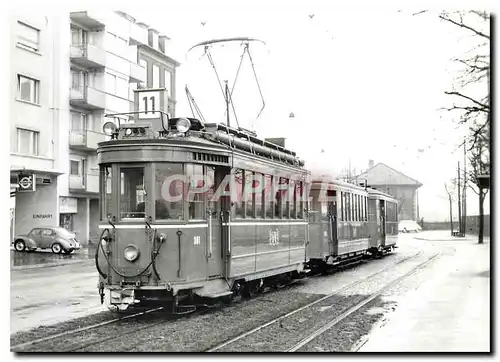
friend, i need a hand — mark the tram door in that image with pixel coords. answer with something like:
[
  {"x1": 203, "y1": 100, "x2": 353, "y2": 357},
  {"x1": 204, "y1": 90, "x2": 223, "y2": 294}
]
[
  {"x1": 206, "y1": 167, "x2": 230, "y2": 279},
  {"x1": 379, "y1": 199, "x2": 386, "y2": 244},
  {"x1": 327, "y1": 190, "x2": 338, "y2": 255}
]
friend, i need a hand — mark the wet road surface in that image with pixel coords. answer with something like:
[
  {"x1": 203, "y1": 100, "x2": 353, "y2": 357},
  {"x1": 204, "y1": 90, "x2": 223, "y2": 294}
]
[{"x1": 10, "y1": 244, "x2": 97, "y2": 270}]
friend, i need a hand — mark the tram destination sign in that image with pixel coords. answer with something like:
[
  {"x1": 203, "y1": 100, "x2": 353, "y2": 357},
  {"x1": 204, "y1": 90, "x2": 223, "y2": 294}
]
[
  {"x1": 135, "y1": 88, "x2": 168, "y2": 120},
  {"x1": 18, "y1": 173, "x2": 36, "y2": 192}
]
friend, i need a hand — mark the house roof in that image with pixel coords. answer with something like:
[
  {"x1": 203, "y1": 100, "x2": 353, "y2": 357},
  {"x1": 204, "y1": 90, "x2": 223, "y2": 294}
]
[{"x1": 356, "y1": 163, "x2": 423, "y2": 188}]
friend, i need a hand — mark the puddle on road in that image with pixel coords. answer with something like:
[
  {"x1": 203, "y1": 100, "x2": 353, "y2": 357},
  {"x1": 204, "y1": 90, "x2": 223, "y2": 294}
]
[{"x1": 10, "y1": 246, "x2": 97, "y2": 268}]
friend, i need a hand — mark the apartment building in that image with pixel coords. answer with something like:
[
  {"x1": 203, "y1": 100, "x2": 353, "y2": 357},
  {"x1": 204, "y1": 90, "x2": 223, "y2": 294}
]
[
  {"x1": 10, "y1": 10, "x2": 179, "y2": 245},
  {"x1": 9, "y1": 13, "x2": 68, "y2": 242}
]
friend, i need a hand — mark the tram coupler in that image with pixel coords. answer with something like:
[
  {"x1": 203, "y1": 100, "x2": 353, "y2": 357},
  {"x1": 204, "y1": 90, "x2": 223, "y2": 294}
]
[{"x1": 98, "y1": 281, "x2": 105, "y2": 305}]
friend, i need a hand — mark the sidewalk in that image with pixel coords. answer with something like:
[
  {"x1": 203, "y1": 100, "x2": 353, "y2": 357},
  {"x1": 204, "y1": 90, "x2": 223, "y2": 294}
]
[
  {"x1": 413, "y1": 230, "x2": 490, "y2": 243},
  {"x1": 359, "y1": 237, "x2": 490, "y2": 352}
]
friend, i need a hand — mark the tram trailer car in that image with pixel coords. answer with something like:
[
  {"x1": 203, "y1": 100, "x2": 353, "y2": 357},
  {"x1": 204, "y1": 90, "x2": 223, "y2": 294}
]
[
  {"x1": 306, "y1": 180, "x2": 398, "y2": 271},
  {"x1": 95, "y1": 117, "x2": 310, "y2": 312}
]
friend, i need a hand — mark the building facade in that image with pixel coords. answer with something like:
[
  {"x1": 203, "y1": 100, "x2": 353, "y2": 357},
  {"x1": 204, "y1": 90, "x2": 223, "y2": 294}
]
[
  {"x1": 10, "y1": 9, "x2": 178, "y2": 245},
  {"x1": 357, "y1": 162, "x2": 422, "y2": 221}
]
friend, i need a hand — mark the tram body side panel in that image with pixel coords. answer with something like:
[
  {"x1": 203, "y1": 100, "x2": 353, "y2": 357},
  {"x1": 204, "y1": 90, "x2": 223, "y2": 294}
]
[
  {"x1": 337, "y1": 221, "x2": 370, "y2": 255},
  {"x1": 255, "y1": 224, "x2": 290, "y2": 273},
  {"x1": 229, "y1": 224, "x2": 257, "y2": 277},
  {"x1": 385, "y1": 221, "x2": 398, "y2": 247},
  {"x1": 289, "y1": 224, "x2": 307, "y2": 264}
]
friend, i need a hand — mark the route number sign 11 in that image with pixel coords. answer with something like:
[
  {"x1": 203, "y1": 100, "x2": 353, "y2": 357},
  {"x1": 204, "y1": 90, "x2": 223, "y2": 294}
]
[{"x1": 138, "y1": 90, "x2": 160, "y2": 119}]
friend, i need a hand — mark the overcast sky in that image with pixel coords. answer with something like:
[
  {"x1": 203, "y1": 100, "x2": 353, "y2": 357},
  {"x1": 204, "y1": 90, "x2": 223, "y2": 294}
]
[
  {"x1": 118, "y1": 1, "x2": 491, "y2": 221},
  {"x1": 18, "y1": 0, "x2": 491, "y2": 221}
]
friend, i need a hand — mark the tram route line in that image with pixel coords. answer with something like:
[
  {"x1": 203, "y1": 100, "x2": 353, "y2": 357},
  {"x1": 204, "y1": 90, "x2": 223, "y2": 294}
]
[
  {"x1": 206, "y1": 250, "x2": 424, "y2": 352},
  {"x1": 11, "y1": 307, "x2": 164, "y2": 351},
  {"x1": 287, "y1": 252, "x2": 441, "y2": 352}
]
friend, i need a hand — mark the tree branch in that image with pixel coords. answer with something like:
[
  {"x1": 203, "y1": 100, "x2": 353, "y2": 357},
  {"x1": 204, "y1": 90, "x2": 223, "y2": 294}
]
[
  {"x1": 444, "y1": 91, "x2": 490, "y2": 109},
  {"x1": 439, "y1": 14, "x2": 490, "y2": 39}
]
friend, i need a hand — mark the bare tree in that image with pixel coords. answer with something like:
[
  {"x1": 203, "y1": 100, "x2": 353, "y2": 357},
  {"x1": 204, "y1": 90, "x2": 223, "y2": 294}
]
[
  {"x1": 440, "y1": 10, "x2": 490, "y2": 243},
  {"x1": 466, "y1": 124, "x2": 490, "y2": 244},
  {"x1": 439, "y1": 10, "x2": 490, "y2": 151},
  {"x1": 444, "y1": 183, "x2": 454, "y2": 235}
]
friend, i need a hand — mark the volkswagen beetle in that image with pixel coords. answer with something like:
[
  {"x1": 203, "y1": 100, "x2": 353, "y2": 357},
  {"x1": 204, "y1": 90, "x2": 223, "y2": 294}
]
[{"x1": 13, "y1": 227, "x2": 81, "y2": 254}]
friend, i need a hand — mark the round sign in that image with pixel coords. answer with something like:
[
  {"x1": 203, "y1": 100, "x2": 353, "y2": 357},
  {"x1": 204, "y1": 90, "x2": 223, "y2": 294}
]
[{"x1": 19, "y1": 176, "x2": 32, "y2": 189}]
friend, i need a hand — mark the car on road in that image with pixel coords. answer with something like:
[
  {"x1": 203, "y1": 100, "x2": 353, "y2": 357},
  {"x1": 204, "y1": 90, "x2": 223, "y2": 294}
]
[
  {"x1": 12, "y1": 227, "x2": 81, "y2": 254},
  {"x1": 398, "y1": 220, "x2": 422, "y2": 233}
]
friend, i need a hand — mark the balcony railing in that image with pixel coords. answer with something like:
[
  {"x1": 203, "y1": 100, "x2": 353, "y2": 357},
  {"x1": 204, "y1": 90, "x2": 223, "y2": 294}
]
[
  {"x1": 70, "y1": 43, "x2": 106, "y2": 68},
  {"x1": 69, "y1": 86, "x2": 106, "y2": 110},
  {"x1": 69, "y1": 172, "x2": 99, "y2": 193},
  {"x1": 69, "y1": 129, "x2": 106, "y2": 150}
]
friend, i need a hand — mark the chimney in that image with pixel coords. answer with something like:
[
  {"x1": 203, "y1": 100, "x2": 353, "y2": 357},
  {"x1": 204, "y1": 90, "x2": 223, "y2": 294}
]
[
  {"x1": 368, "y1": 159, "x2": 374, "y2": 169},
  {"x1": 158, "y1": 35, "x2": 170, "y2": 54},
  {"x1": 148, "y1": 28, "x2": 159, "y2": 49}
]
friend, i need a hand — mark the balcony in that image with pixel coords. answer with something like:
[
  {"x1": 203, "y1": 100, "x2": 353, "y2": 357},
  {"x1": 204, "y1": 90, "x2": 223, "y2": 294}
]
[
  {"x1": 69, "y1": 172, "x2": 99, "y2": 194},
  {"x1": 70, "y1": 11, "x2": 106, "y2": 29},
  {"x1": 69, "y1": 130, "x2": 106, "y2": 151},
  {"x1": 130, "y1": 62, "x2": 146, "y2": 83},
  {"x1": 70, "y1": 86, "x2": 106, "y2": 110},
  {"x1": 70, "y1": 43, "x2": 106, "y2": 68},
  {"x1": 129, "y1": 22, "x2": 148, "y2": 45}
]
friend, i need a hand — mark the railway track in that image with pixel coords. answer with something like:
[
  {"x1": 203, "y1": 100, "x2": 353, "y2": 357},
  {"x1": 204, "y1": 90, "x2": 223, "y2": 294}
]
[
  {"x1": 206, "y1": 250, "x2": 428, "y2": 352},
  {"x1": 12, "y1": 250, "x2": 423, "y2": 352},
  {"x1": 11, "y1": 307, "x2": 165, "y2": 352}
]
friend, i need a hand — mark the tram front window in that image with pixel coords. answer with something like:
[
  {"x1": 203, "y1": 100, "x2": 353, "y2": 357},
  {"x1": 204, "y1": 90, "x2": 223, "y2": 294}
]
[
  {"x1": 155, "y1": 163, "x2": 184, "y2": 220},
  {"x1": 120, "y1": 168, "x2": 146, "y2": 219}
]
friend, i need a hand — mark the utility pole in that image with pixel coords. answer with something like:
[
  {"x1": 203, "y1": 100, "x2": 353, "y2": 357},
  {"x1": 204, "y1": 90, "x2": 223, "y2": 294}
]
[
  {"x1": 463, "y1": 138, "x2": 467, "y2": 235},
  {"x1": 457, "y1": 161, "x2": 462, "y2": 234}
]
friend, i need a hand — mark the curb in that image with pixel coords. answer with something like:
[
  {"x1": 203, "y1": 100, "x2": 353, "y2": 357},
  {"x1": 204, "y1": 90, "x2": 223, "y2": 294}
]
[{"x1": 11, "y1": 258, "x2": 94, "y2": 271}]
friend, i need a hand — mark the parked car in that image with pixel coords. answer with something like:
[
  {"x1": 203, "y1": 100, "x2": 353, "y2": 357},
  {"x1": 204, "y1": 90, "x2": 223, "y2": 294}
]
[
  {"x1": 398, "y1": 220, "x2": 422, "y2": 233},
  {"x1": 12, "y1": 227, "x2": 81, "y2": 254}
]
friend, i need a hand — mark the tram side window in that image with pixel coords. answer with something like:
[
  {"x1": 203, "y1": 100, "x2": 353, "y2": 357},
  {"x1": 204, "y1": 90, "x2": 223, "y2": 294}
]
[
  {"x1": 289, "y1": 180, "x2": 296, "y2": 219},
  {"x1": 206, "y1": 166, "x2": 217, "y2": 213},
  {"x1": 233, "y1": 169, "x2": 245, "y2": 219},
  {"x1": 296, "y1": 181, "x2": 304, "y2": 219},
  {"x1": 186, "y1": 164, "x2": 205, "y2": 220},
  {"x1": 101, "y1": 166, "x2": 113, "y2": 220},
  {"x1": 264, "y1": 175, "x2": 273, "y2": 218},
  {"x1": 279, "y1": 177, "x2": 290, "y2": 219},
  {"x1": 155, "y1": 163, "x2": 184, "y2": 220},
  {"x1": 245, "y1": 171, "x2": 254, "y2": 218},
  {"x1": 356, "y1": 195, "x2": 360, "y2": 221},
  {"x1": 254, "y1": 173, "x2": 264, "y2": 218},
  {"x1": 120, "y1": 168, "x2": 145, "y2": 219}
]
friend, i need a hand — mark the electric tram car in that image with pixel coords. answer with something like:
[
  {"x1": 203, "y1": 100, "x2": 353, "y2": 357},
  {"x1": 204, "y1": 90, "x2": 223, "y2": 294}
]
[{"x1": 95, "y1": 111, "x2": 399, "y2": 312}]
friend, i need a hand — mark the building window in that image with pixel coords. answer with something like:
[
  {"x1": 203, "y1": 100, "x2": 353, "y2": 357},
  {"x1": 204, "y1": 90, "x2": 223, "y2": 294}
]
[
  {"x1": 70, "y1": 160, "x2": 80, "y2": 175},
  {"x1": 71, "y1": 27, "x2": 87, "y2": 46},
  {"x1": 15, "y1": 128, "x2": 39, "y2": 155},
  {"x1": 70, "y1": 111, "x2": 87, "y2": 131},
  {"x1": 17, "y1": 75, "x2": 39, "y2": 104},
  {"x1": 106, "y1": 72, "x2": 116, "y2": 94},
  {"x1": 153, "y1": 64, "x2": 160, "y2": 88},
  {"x1": 164, "y1": 70, "x2": 171, "y2": 98},
  {"x1": 139, "y1": 58, "x2": 147, "y2": 88},
  {"x1": 17, "y1": 21, "x2": 39, "y2": 52}
]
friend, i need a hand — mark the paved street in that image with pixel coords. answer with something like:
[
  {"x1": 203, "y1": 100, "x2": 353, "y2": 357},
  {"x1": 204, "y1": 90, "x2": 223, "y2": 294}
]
[
  {"x1": 360, "y1": 231, "x2": 490, "y2": 352},
  {"x1": 10, "y1": 250, "x2": 105, "y2": 334},
  {"x1": 10, "y1": 244, "x2": 96, "y2": 270},
  {"x1": 10, "y1": 231, "x2": 490, "y2": 352}
]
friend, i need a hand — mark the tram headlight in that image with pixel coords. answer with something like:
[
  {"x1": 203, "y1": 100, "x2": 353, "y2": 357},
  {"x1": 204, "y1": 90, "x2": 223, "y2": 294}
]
[
  {"x1": 176, "y1": 118, "x2": 191, "y2": 133},
  {"x1": 125, "y1": 128, "x2": 132, "y2": 136},
  {"x1": 124, "y1": 245, "x2": 140, "y2": 262},
  {"x1": 103, "y1": 121, "x2": 118, "y2": 136}
]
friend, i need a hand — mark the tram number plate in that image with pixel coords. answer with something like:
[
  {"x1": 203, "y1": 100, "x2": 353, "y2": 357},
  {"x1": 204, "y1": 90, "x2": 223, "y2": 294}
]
[
  {"x1": 194, "y1": 236, "x2": 201, "y2": 246},
  {"x1": 139, "y1": 91, "x2": 160, "y2": 119}
]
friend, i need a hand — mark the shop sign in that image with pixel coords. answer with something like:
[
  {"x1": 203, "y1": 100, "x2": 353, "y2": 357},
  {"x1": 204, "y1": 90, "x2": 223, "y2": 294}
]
[
  {"x1": 18, "y1": 173, "x2": 36, "y2": 192},
  {"x1": 60, "y1": 197, "x2": 78, "y2": 213}
]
